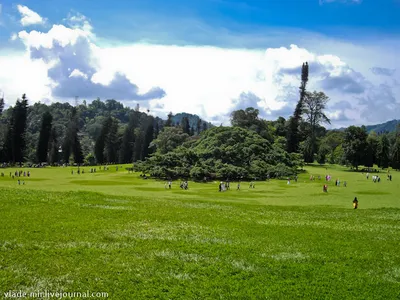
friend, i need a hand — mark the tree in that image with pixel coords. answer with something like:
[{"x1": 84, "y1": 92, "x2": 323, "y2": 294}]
[
  {"x1": 320, "y1": 131, "x2": 343, "y2": 164},
  {"x1": 365, "y1": 131, "x2": 378, "y2": 167},
  {"x1": 196, "y1": 119, "x2": 202, "y2": 135},
  {"x1": 150, "y1": 126, "x2": 189, "y2": 154},
  {"x1": 62, "y1": 107, "x2": 83, "y2": 164},
  {"x1": 72, "y1": 134, "x2": 84, "y2": 164},
  {"x1": 181, "y1": 116, "x2": 190, "y2": 134},
  {"x1": 317, "y1": 143, "x2": 330, "y2": 165},
  {"x1": 119, "y1": 115, "x2": 136, "y2": 164},
  {"x1": 391, "y1": 129, "x2": 400, "y2": 170},
  {"x1": 301, "y1": 91, "x2": 330, "y2": 162},
  {"x1": 36, "y1": 111, "x2": 53, "y2": 163},
  {"x1": 0, "y1": 96, "x2": 4, "y2": 114},
  {"x1": 377, "y1": 133, "x2": 390, "y2": 168},
  {"x1": 94, "y1": 116, "x2": 112, "y2": 164},
  {"x1": 48, "y1": 127, "x2": 59, "y2": 165},
  {"x1": 6, "y1": 94, "x2": 29, "y2": 164},
  {"x1": 142, "y1": 117, "x2": 154, "y2": 159},
  {"x1": 104, "y1": 118, "x2": 119, "y2": 163},
  {"x1": 287, "y1": 62, "x2": 308, "y2": 153},
  {"x1": 343, "y1": 126, "x2": 368, "y2": 170},
  {"x1": 231, "y1": 107, "x2": 273, "y2": 141},
  {"x1": 165, "y1": 112, "x2": 174, "y2": 127}
]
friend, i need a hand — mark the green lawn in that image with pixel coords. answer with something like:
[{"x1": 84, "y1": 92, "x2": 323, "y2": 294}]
[{"x1": 0, "y1": 165, "x2": 399, "y2": 299}]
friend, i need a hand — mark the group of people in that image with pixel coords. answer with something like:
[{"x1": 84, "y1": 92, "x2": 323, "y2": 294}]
[
  {"x1": 219, "y1": 181, "x2": 230, "y2": 192},
  {"x1": 1, "y1": 170, "x2": 31, "y2": 180},
  {"x1": 365, "y1": 172, "x2": 393, "y2": 183},
  {"x1": 180, "y1": 181, "x2": 189, "y2": 190}
]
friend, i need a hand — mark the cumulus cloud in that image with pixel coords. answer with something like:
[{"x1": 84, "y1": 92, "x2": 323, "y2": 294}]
[
  {"x1": 17, "y1": 5, "x2": 45, "y2": 26},
  {"x1": 358, "y1": 84, "x2": 400, "y2": 123},
  {"x1": 16, "y1": 18, "x2": 166, "y2": 101},
  {"x1": 370, "y1": 67, "x2": 396, "y2": 77}
]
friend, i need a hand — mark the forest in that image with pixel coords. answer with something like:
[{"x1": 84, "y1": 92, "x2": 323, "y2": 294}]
[{"x1": 0, "y1": 62, "x2": 399, "y2": 179}]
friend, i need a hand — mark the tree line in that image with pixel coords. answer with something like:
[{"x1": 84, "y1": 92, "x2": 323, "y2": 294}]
[{"x1": 1, "y1": 62, "x2": 399, "y2": 176}]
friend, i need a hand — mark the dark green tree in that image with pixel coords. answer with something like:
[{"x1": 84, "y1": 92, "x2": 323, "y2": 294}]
[
  {"x1": 104, "y1": 118, "x2": 119, "y2": 163},
  {"x1": 181, "y1": 117, "x2": 190, "y2": 134},
  {"x1": 196, "y1": 119, "x2": 202, "y2": 135},
  {"x1": 94, "y1": 116, "x2": 112, "y2": 164},
  {"x1": 165, "y1": 112, "x2": 174, "y2": 127},
  {"x1": 342, "y1": 126, "x2": 368, "y2": 170},
  {"x1": 48, "y1": 127, "x2": 59, "y2": 165},
  {"x1": 287, "y1": 62, "x2": 308, "y2": 153},
  {"x1": 377, "y1": 133, "x2": 390, "y2": 168},
  {"x1": 36, "y1": 111, "x2": 53, "y2": 163},
  {"x1": 301, "y1": 91, "x2": 330, "y2": 162}
]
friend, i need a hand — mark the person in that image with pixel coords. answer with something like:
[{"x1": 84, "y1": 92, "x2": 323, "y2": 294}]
[
  {"x1": 164, "y1": 182, "x2": 167, "y2": 189},
  {"x1": 353, "y1": 197, "x2": 358, "y2": 209},
  {"x1": 219, "y1": 182, "x2": 222, "y2": 192},
  {"x1": 323, "y1": 184, "x2": 328, "y2": 193},
  {"x1": 344, "y1": 181, "x2": 347, "y2": 187},
  {"x1": 168, "y1": 181, "x2": 172, "y2": 189},
  {"x1": 237, "y1": 182, "x2": 240, "y2": 190}
]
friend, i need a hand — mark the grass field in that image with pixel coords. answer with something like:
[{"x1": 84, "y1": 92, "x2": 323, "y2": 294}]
[{"x1": 0, "y1": 164, "x2": 399, "y2": 299}]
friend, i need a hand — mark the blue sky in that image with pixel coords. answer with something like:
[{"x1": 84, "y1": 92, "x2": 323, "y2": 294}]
[
  {"x1": 0, "y1": 0, "x2": 399, "y2": 127},
  {"x1": 2, "y1": 0, "x2": 400, "y2": 47}
]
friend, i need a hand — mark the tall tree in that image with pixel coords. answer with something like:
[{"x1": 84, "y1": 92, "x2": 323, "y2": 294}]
[
  {"x1": 301, "y1": 91, "x2": 330, "y2": 162},
  {"x1": 181, "y1": 116, "x2": 190, "y2": 134},
  {"x1": 365, "y1": 131, "x2": 378, "y2": 167},
  {"x1": 343, "y1": 126, "x2": 368, "y2": 170},
  {"x1": 165, "y1": 112, "x2": 174, "y2": 127},
  {"x1": 104, "y1": 118, "x2": 119, "y2": 163},
  {"x1": 8, "y1": 94, "x2": 29, "y2": 164},
  {"x1": 377, "y1": 133, "x2": 390, "y2": 168},
  {"x1": 94, "y1": 116, "x2": 112, "y2": 164},
  {"x1": 48, "y1": 127, "x2": 59, "y2": 165},
  {"x1": 36, "y1": 111, "x2": 53, "y2": 163},
  {"x1": 391, "y1": 127, "x2": 400, "y2": 170},
  {"x1": 196, "y1": 119, "x2": 202, "y2": 135},
  {"x1": 72, "y1": 134, "x2": 84, "y2": 164},
  {"x1": 0, "y1": 96, "x2": 4, "y2": 114},
  {"x1": 119, "y1": 114, "x2": 136, "y2": 164},
  {"x1": 142, "y1": 117, "x2": 154, "y2": 158},
  {"x1": 287, "y1": 62, "x2": 309, "y2": 153},
  {"x1": 62, "y1": 107, "x2": 83, "y2": 164}
]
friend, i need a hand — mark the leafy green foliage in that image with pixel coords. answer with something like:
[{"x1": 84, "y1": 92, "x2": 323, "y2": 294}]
[{"x1": 137, "y1": 126, "x2": 298, "y2": 179}]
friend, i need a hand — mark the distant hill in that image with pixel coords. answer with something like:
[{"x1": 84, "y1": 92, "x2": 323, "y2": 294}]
[
  {"x1": 365, "y1": 119, "x2": 400, "y2": 134},
  {"x1": 335, "y1": 119, "x2": 400, "y2": 133},
  {"x1": 172, "y1": 112, "x2": 214, "y2": 130}
]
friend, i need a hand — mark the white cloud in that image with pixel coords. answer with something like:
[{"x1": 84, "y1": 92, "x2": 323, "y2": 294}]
[
  {"x1": 10, "y1": 33, "x2": 18, "y2": 41},
  {"x1": 1, "y1": 11, "x2": 399, "y2": 128},
  {"x1": 69, "y1": 69, "x2": 88, "y2": 79},
  {"x1": 17, "y1": 5, "x2": 45, "y2": 26}
]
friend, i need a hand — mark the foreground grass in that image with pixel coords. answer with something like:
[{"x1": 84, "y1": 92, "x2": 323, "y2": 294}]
[
  {"x1": 1, "y1": 186, "x2": 400, "y2": 299},
  {"x1": 0, "y1": 165, "x2": 399, "y2": 298}
]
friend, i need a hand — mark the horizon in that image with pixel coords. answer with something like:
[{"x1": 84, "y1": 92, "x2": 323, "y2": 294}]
[{"x1": 0, "y1": 0, "x2": 399, "y2": 128}]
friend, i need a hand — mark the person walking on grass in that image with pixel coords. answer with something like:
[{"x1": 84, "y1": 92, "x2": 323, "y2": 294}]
[
  {"x1": 353, "y1": 197, "x2": 359, "y2": 209},
  {"x1": 237, "y1": 182, "x2": 240, "y2": 191}
]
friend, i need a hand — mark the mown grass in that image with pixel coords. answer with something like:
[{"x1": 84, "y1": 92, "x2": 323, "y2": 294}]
[{"x1": 0, "y1": 165, "x2": 399, "y2": 299}]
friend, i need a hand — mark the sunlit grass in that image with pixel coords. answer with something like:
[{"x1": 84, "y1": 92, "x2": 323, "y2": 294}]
[{"x1": 0, "y1": 165, "x2": 399, "y2": 298}]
